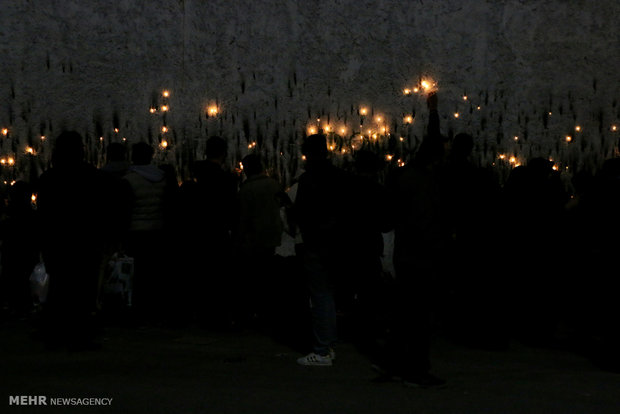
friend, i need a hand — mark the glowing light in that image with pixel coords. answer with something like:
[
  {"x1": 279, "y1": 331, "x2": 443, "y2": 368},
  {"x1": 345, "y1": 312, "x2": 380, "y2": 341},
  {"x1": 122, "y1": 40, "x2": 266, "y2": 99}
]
[
  {"x1": 514, "y1": 136, "x2": 519, "y2": 141},
  {"x1": 329, "y1": 145, "x2": 335, "y2": 151},
  {"x1": 162, "y1": 90, "x2": 170, "y2": 98},
  {"x1": 404, "y1": 115, "x2": 413, "y2": 124},
  {"x1": 509, "y1": 156, "x2": 517, "y2": 164},
  {"x1": 340, "y1": 127, "x2": 346, "y2": 135},
  {"x1": 381, "y1": 126, "x2": 388, "y2": 133},
  {"x1": 40, "y1": 135, "x2": 46, "y2": 140},
  {"x1": 122, "y1": 137, "x2": 127, "y2": 142},
  {"x1": 207, "y1": 105, "x2": 218, "y2": 116},
  {"x1": 7, "y1": 157, "x2": 15, "y2": 166},
  {"x1": 307, "y1": 126, "x2": 317, "y2": 135},
  {"x1": 413, "y1": 87, "x2": 419, "y2": 93},
  {"x1": 403, "y1": 88, "x2": 412, "y2": 95},
  {"x1": 575, "y1": 125, "x2": 581, "y2": 132},
  {"x1": 150, "y1": 108, "x2": 157, "y2": 113},
  {"x1": 31, "y1": 194, "x2": 37, "y2": 202},
  {"x1": 0, "y1": 158, "x2": 5, "y2": 164},
  {"x1": 161, "y1": 126, "x2": 168, "y2": 133},
  {"x1": 566, "y1": 135, "x2": 572, "y2": 142},
  {"x1": 499, "y1": 154, "x2": 506, "y2": 160},
  {"x1": 420, "y1": 78, "x2": 437, "y2": 92},
  {"x1": 301, "y1": 155, "x2": 307, "y2": 161},
  {"x1": 248, "y1": 142, "x2": 257, "y2": 149},
  {"x1": 612, "y1": 125, "x2": 618, "y2": 131},
  {"x1": 1, "y1": 128, "x2": 8, "y2": 136},
  {"x1": 386, "y1": 154, "x2": 394, "y2": 161},
  {"x1": 463, "y1": 95, "x2": 468, "y2": 100},
  {"x1": 359, "y1": 107, "x2": 368, "y2": 116},
  {"x1": 453, "y1": 112, "x2": 460, "y2": 118},
  {"x1": 161, "y1": 105, "x2": 169, "y2": 112},
  {"x1": 25, "y1": 146, "x2": 35, "y2": 155},
  {"x1": 399, "y1": 137, "x2": 405, "y2": 142},
  {"x1": 114, "y1": 128, "x2": 119, "y2": 133},
  {"x1": 548, "y1": 112, "x2": 552, "y2": 116},
  {"x1": 324, "y1": 125, "x2": 331, "y2": 132},
  {"x1": 160, "y1": 140, "x2": 168, "y2": 149},
  {"x1": 341, "y1": 148, "x2": 346, "y2": 153},
  {"x1": 375, "y1": 116, "x2": 382, "y2": 123},
  {"x1": 100, "y1": 137, "x2": 104, "y2": 141},
  {"x1": 552, "y1": 165, "x2": 559, "y2": 171},
  {"x1": 477, "y1": 106, "x2": 481, "y2": 110}
]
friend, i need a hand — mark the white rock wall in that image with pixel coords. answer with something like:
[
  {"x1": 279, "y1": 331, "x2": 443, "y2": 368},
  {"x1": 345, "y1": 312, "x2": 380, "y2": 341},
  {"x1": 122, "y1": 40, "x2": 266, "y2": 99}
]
[{"x1": 1, "y1": 0, "x2": 619, "y2": 184}]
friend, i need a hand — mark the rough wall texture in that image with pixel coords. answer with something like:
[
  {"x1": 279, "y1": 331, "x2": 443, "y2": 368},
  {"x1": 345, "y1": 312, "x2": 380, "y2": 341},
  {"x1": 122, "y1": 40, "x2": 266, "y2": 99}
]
[{"x1": 1, "y1": 0, "x2": 619, "y2": 184}]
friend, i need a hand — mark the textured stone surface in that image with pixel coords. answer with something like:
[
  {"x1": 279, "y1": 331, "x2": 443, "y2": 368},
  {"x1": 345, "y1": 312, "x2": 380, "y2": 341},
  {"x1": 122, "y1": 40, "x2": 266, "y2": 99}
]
[{"x1": 1, "y1": 0, "x2": 618, "y2": 183}]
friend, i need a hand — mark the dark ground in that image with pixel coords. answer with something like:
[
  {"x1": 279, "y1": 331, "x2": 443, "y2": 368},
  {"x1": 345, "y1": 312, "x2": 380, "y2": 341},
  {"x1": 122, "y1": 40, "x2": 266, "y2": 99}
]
[{"x1": 1, "y1": 310, "x2": 619, "y2": 414}]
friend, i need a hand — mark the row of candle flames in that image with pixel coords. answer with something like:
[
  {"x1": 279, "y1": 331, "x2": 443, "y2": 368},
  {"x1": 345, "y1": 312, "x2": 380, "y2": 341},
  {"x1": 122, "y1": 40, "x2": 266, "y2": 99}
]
[{"x1": 1, "y1": 82, "x2": 619, "y2": 175}]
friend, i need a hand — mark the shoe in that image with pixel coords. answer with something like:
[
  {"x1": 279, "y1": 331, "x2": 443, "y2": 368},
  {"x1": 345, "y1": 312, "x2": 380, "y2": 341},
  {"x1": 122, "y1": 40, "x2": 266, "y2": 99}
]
[
  {"x1": 297, "y1": 352, "x2": 333, "y2": 366},
  {"x1": 402, "y1": 373, "x2": 446, "y2": 388}
]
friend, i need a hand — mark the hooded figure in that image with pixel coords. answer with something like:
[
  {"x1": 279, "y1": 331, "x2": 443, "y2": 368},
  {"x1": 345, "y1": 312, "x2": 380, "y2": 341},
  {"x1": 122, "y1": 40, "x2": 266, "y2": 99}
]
[
  {"x1": 123, "y1": 142, "x2": 168, "y2": 232},
  {"x1": 122, "y1": 142, "x2": 173, "y2": 319}
]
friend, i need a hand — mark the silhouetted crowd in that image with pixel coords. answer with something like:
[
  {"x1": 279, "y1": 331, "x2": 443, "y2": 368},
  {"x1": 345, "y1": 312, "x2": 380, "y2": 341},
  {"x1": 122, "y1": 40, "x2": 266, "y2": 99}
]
[{"x1": 1, "y1": 93, "x2": 619, "y2": 385}]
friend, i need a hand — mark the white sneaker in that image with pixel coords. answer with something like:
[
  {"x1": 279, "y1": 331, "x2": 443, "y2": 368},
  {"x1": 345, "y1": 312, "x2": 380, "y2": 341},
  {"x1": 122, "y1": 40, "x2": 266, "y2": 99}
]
[{"x1": 297, "y1": 352, "x2": 333, "y2": 366}]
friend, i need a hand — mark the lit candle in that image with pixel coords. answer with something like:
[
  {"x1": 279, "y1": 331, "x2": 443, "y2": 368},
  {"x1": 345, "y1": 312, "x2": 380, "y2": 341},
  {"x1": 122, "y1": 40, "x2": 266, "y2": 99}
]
[
  {"x1": 386, "y1": 154, "x2": 393, "y2": 161},
  {"x1": 114, "y1": 128, "x2": 119, "y2": 133},
  {"x1": 566, "y1": 135, "x2": 572, "y2": 142},
  {"x1": 404, "y1": 115, "x2": 413, "y2": 124},
  {"x1": 40, "y1": 135, "x2": 46, "y2": 140},
  {"x1": 161, "y1": 126, "x2": 168, "y2": 133},
  {"x1": 454, "y1": 112, "x2": 460, "y2": 118},
  {"x1": 160, "y1": 140, "x2": 168, "y2": 148},
  {"x1": 463, "y1": 95, "x2": 468, "y2": 100},
  {"x1": 403, "y1": 88, "x2": 412, "y2": 95},
  {"x1": 575, "y1": 126, "x2": 581, "y2": 132},
  {"x1": 208, "y1": 105, "x2": 218, "y2": 116},
  {"x1": 1, "y1": 128, "x2": 8, "y2": 136},
  {"x1": 161, "y1": 105, "x2": 169, "y2": 112},
  {"x1": 308, "y1": 126, "x2": 317, "y2": 135},
  {"x1": 359, "y1": 107, "x2": 368, "y2": 116},
  {"x1": 340, "y1": 127, "x2": 346, "y2": 135},
  {"x1": 162, "y1": 90, "x2": 170, "y2": 98},
  {"x1": 150, "y1": 108, "x2": 157, "y2": 113},
  {"x1": 514, "y1": 136, "x2": 519, "y2": 141},
  {"x1": 25, "y1": 146, "x2": 35, "y2": 154},
  {"x1": 612, "y1": 125, "x2": 618, "y2": 131},
  {"x1": 8, "y1": 157, "x2": 15, "y2": 165}
]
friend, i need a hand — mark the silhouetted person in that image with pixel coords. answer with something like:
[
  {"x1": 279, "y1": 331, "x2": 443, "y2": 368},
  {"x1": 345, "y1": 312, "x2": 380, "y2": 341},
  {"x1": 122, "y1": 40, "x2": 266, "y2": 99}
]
[
  {"x1": 339, "y1": 150, "x2": 393, "y2": 350},
  {"x1": 101, "y1": 142, "x2": 130, "y2": 179},
  {"x1": 235, "y1": 153, "x2": 288, "y2": 327},
  {"x1": 123, "y1": 142, "x2": 175, "y2": 324},
  {"x1": 37, "y1": 131, "x2": 110, "y2": 349},
  {"x1": 501, "y1": 157, "x2": 569, "y2": 344},
  {"x1": 568, "y1": 157, "x2": 620, "y2": 371},
  {"x1": 442, "y1": 133, "x2": 506, "y2": 349},
  {"x1": 377, "y1": 92, "x2": 448, "y2": 387},
  {"x1": 177, "y1": 136, "x2": 238, "y2": 329},
  {"x1": 295, "y1": 134, "x2": 352, "y2": 366},
  {"x1": 0, "y1": 181, "x2": 40, "y2": 317}
]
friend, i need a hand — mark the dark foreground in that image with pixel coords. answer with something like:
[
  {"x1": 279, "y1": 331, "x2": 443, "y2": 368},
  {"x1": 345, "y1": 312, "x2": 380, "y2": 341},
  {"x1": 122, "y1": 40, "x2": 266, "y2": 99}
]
[{"x1": 1, "y1": 315, "x2": 619, "y2": 414}]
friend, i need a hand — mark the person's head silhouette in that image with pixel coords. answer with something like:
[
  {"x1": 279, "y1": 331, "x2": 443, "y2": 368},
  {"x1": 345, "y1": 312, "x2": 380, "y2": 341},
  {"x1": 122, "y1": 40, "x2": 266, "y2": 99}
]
[
  {"x1": 51, "y1": 131, "x2": 85, "y2": 168},
  {"x1": 302, "y1": 134, "x2": 328, "y2": 164}
]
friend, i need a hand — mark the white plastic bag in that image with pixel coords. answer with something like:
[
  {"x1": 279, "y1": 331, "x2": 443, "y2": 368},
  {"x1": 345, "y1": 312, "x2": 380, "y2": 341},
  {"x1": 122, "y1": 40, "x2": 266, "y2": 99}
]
[
  {"x1": 102, "y1": 254, "x2": 134, "y2": 307},
  {"x1": 29, "y1": 262, "x2": 49, "y2": 304}
]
